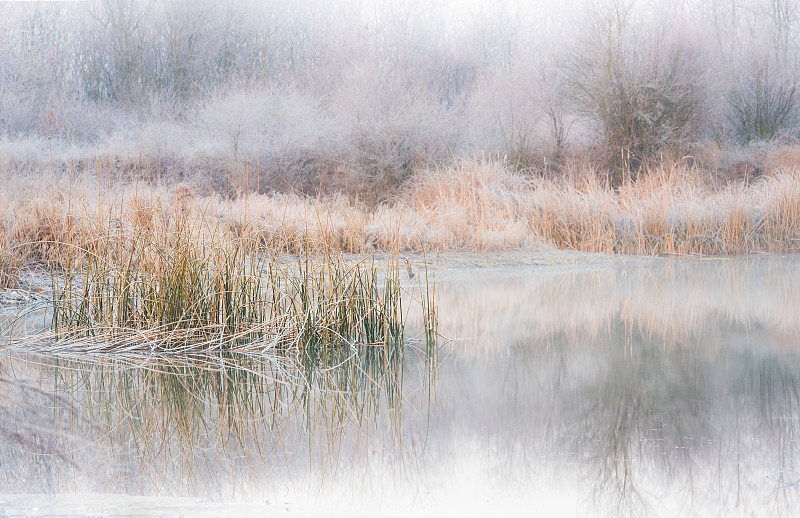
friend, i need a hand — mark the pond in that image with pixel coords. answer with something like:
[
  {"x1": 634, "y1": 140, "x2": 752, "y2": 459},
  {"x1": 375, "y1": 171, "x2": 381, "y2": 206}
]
[{"x1": 1, "y1": 252, "x2": 799, "y2": 517}]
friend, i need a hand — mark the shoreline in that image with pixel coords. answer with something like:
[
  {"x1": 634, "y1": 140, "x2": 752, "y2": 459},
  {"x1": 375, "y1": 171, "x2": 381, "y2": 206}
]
[{"x1": 2, "y1": 157, "x2": 800, "y2": 281}]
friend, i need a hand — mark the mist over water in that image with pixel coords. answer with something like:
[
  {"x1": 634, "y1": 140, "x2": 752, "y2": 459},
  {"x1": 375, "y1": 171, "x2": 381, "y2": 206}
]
[{"x1": 1, "y1": 254, "x2": 799, "y2": 516}]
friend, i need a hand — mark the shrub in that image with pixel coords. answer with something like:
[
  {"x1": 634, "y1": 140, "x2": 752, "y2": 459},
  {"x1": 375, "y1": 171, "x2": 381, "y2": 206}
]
[
  {"x1": 728, "y1": 58, "x2": 798, "y2": 143},
  {"x1": 566, "y1": 3, "x2": 706, "y2": 176},
  {"x1": 463, "y1": 64, "x2": 544, "y2": 172},
  {"x1": 336, "y1": 64, "x2": 459, "y2": 195}
]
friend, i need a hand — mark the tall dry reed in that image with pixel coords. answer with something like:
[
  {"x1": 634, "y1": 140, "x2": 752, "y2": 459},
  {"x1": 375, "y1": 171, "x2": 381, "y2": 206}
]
[{"x1": 2, "y1": 155, "x2": 800, "y2": 268}]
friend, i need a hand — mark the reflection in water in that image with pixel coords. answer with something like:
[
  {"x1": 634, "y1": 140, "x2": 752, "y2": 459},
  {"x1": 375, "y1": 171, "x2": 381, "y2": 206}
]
[
  {"x1": 426, "y1": 256, "x2": 800, "y2": 349},
  {"x1": 2, "y1": 254, "x2": 800, "y2": 516},
  {"x1": 0, "y1": 370, "x2": 79, "y2": 492},
  {"x1": 410, "y1": 255, "x2": 800, "y2": 517},
  {"x1": 0, "y1": 344, "x2": 430, "y2": 507}
]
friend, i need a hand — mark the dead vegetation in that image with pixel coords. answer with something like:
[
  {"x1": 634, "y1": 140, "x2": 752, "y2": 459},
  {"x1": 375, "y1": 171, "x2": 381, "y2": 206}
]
[{"x1": 2, "y1": 150, "x2": 800, "y2": 270}]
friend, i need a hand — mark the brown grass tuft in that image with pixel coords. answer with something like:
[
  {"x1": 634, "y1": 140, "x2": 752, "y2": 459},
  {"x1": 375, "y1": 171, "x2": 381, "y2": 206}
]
[{"x1": 1, "y1": 154, "x2": 800, "y2": 268}]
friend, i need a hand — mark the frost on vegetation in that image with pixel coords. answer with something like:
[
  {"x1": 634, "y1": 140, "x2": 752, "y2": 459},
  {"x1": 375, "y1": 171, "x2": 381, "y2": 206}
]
[{"x1": 0, "y1": 0, "x2": 799, "y2": 183}]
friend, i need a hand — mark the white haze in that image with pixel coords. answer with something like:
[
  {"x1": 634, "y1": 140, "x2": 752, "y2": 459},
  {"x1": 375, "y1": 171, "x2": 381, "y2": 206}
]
[{"x1": 0, "y1": 0, "x2": 797, "y2": 173}]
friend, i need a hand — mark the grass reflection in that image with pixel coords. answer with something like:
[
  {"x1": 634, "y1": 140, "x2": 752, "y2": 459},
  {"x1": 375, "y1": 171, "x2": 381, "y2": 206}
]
[
  {"x1": 0, "y1": 340, "x2": 433, "y2": 497},
  {"x1": 432, "y1": 256, "x2": 800, "y2": 352}
]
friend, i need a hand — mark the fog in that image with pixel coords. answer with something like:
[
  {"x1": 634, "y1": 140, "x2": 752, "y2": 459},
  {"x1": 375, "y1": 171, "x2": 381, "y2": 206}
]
[{"x1": 1, "y1": 0, "x2": 798, "y2": 184}]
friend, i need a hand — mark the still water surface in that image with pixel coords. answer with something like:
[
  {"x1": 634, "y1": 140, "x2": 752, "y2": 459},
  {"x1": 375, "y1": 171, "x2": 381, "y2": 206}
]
[{"x1": 1, "y1": 253, "x2": 799, "y2": 517}]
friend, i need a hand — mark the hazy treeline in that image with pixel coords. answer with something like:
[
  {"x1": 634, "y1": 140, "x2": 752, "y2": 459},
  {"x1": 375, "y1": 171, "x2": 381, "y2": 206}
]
[{"x1": 1, "y1": 0, "x2": 799, "y2": 191}]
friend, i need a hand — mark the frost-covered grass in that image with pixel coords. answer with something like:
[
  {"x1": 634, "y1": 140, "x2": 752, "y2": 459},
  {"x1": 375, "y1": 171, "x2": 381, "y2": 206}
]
[{"x1": 3, "y1": 155, "x2": 800, "y2": 268}]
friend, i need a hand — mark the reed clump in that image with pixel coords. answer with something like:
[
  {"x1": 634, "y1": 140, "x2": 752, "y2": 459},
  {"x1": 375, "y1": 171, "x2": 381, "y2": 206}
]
[
  {"x1": 42, "y1": 207, "x2": 408, "y2": 354},
  {"x1": 0, "y1": 248, "x2": 21, "y2": 290}
]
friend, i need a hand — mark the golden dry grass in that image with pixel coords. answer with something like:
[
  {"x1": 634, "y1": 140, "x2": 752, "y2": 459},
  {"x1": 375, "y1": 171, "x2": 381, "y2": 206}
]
[
  {"x1": 2, "y1": 154, "x2": 800, "y2": 271},
  {"x1": 398, "y1": 156, "x2": 800, "y2": 255}
]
